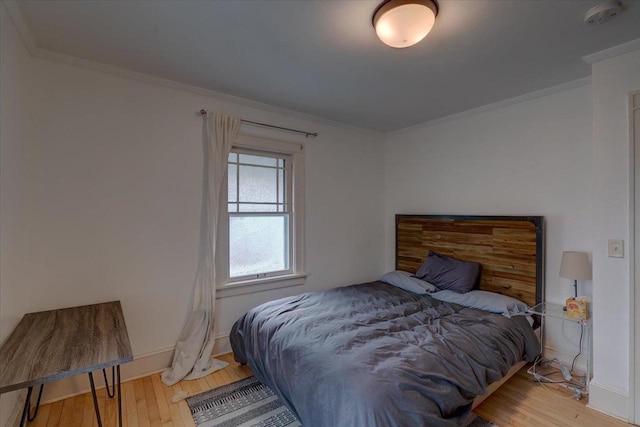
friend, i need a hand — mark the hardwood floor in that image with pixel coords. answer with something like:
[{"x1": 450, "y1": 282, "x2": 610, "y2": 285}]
[
  {"x1": 28, "y1": 354, "x2": 252, "y2": 427},
  {"x1": 29, "y1": 354, "x2": 629, "y2": 426},
  {"x1": 474, "y1": 369, "x2": 630, "y2": 427}
]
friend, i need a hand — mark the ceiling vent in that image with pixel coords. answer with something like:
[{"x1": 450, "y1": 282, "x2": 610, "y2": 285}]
[{"x1": 584, "y1": 1, "x2": 623, "y2": 25}]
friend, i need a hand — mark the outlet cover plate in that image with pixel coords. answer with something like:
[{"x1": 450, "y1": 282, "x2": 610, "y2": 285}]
[{"x1": 608, "y1": 239, "x2": 624, "y2": 258}]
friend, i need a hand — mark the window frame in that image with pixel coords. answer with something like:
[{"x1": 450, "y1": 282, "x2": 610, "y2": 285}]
[
  {"x1": 227, "y1": 147, "x2": 293, "y2": 281},
  {"x1": 216, "y1": 134, "x2": 306, "y2": 298}
]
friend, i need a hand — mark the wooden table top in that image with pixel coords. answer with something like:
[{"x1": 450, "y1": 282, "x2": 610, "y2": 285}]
[{"x1": 0, "y1": 301, "x2": 133, "y2": 394}]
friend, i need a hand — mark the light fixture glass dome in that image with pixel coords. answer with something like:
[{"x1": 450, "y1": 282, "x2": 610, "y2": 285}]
[{"x1": 373, "y1": 0, "x2": 438, "y2": 48}]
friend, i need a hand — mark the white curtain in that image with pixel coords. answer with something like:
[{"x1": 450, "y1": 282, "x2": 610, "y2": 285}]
[{"x1": 162, "y1": 112, "x2": 241, "y2": 386}]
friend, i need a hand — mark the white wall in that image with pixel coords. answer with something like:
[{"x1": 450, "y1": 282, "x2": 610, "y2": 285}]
[
  {"x1": 0, "y1": 7, "x2": 385, "y2": 424},
  {"x1": 589, "y1": 49, "x2": 640, "y2": 420},
  {"x1": 0, "y1": 5, "x2": 41, "y2": 424},
  {"x1": 384, "y1": 85, "x2": 594, "y2": 368}
]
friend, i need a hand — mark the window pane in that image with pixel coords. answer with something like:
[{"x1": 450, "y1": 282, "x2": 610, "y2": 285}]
[
  {"x1": 230, "y1": 215, "x2": 289, "y2": 277},
  {"x1": 239, "y1": 165, "x2": 277, "y2": 204},
  {"x1": 228, "y1": 203, "x2": 237, "y2": 213},
  {"x1": 228, "y1": 164, "x2": 237, "y2": 203},
  {"x1": 237, "y1": 203, "x2": 278, "y2": 212},
  {"x1": 278, "y1": 168, "x2": 284, "y2": 204},
  {"x1": 228, "y1": 152, "x2": 237, "y2": 162},
  {"x1": 239, "y1": 153, "x2": 277, "y2": 167}
]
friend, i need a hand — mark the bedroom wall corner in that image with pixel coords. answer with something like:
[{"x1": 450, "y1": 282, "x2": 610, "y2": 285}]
[{"x1": 0, "y1": 3, "x2": 41, "y2": 426}]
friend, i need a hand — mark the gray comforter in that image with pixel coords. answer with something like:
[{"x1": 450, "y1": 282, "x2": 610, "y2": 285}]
[{"x1": 230, "y1": 281, "x2": 540, "y2": 426}]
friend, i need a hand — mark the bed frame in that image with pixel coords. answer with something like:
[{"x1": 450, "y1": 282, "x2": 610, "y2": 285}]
[{"x1": 395, "y1": 215, "x2": 545, "y2": 413}]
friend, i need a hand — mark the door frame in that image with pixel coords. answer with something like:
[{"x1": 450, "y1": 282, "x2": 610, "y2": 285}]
[{"x1": 631, "y1": 90, "x2": 639, "y2": 424}]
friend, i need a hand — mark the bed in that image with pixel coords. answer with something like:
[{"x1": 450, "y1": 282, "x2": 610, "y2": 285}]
[{"x1": 230, "y1": 215, "x2": 544, "y2": 426}]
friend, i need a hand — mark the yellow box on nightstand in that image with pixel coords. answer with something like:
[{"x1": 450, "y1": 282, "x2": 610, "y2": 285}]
[{"x1": 566, "y1": 297, "x2": 589, "y2": 320}]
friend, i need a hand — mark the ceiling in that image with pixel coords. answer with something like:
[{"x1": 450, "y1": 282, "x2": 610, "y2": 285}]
[{"x1": 14, "y1": 0, "x2": 640, "y2": 132}]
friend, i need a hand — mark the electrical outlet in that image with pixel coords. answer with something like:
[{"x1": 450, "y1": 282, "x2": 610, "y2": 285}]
[{"x1": 608, "y1": 239, "x2": 624, "y2": 258}]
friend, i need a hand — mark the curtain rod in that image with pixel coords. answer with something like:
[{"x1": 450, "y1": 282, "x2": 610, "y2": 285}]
[{"x1": 199, "y1": 110, "x2": 318, "y2": 138}]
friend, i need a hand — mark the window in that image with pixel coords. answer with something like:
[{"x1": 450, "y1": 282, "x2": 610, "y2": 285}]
[
  {"x1": 217, "y1": 134, "x2": 305, "y2": 297},
  {"x1": 227, "y1": 150, "x2": 291, "y2": 279}
]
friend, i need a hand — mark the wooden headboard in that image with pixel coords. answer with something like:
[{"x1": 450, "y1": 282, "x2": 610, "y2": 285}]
[{"x1": 396, "y1": 215, "x2": 544, "y2": 306}]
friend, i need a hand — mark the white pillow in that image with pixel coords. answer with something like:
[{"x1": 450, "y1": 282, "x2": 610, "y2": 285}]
[
  {"x1": 380, "y1": 271, "x2": 437, "y2": 294},
  {"x1": 430, "y1": 289, "x2": 530, "y2": 318}
]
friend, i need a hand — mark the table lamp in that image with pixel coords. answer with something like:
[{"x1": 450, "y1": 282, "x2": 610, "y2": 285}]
[{"x1": 559, "y1": 251, "x2": 592, "y2": 298}]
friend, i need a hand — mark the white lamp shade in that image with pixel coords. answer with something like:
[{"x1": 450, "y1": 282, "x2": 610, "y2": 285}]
[
  {"x1": 373, "y1": 0, "x2": 438, "y2": 48},
  {"x1": 559, "y1": 251, "x2": 592, "y2": 280}
]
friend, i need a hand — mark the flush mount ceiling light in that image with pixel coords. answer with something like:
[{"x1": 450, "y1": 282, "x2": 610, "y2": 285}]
[{"x1": 372, "y1": 0, "x2": 438, "y2": 48}]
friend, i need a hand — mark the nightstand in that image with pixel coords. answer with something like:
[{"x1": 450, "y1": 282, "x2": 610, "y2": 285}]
[{"x1": 527, "y1": 301, "x2": 592, "y2": 399}]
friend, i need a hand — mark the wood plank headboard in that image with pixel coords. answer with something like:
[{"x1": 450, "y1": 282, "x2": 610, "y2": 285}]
[{"x1": 396, "y1": 215, "x2": 544, "y2": 306}]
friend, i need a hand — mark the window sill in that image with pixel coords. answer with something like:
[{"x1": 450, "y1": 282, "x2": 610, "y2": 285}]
[{"x1": 216, "y1": 273, "x2": 307, "y2": 299}]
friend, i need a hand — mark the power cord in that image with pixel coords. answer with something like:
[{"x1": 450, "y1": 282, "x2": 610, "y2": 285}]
[
  {"x1": 529, "y1": 356, "x2": 586, "y2": 399},
  {"x1": 570, "y1": 322, "x2": 585, "y2": 373},
  {"x1": 532, "y1": 372, "x2": 585, "y2": 399}
]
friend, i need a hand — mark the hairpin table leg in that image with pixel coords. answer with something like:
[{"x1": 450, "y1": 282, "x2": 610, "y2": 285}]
[
  {"x1": 88, "y1": 372, "x2": 103, "y2": 427},
  {"x1": 19, "y1": 387, "x2": 31, "y2": 427},
  {"x1": 117, "y1": 365, "x2": 122, "y2": 427},
  {"x1": 103, "y1": 366, "x2": 115, "y2": 398},
  {"x1": 19, "y1": 384, "x2": 44, "y2": 426},
  {"x1": 89, "y1": 366, "x2": 121, "y2": 426}
]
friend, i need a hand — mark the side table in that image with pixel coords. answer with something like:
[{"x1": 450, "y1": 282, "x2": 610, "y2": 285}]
[
  {"x1": 0, "y1": 301, "x2": 133, "y2": 426},
  {"x1": 527, "y1": 301, "x2": 592, "y2": 399}
]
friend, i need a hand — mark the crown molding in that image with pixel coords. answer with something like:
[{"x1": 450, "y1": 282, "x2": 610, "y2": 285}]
[
  {"x1": 1, "y1": 0, "x2": 382, "y2": 138},
  {"x1": 3, "y1": 0, "x2": 614, "y2": 137},
  {"x1": 35, "y1": 48, "x2": 385, "y2": 137},
  {"x1": 583, "y1": 38, "x2": 640, "y2": 64},
  {"x1": 388, "y1": 76, "x2": 592, "y2": 137}
]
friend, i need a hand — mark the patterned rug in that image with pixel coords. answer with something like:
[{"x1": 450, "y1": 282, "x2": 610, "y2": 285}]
[
  {"x1": 187, "y1": 376, "x2": 301, "y2": 427},
  {"x1": 187, "y1": 375, "x2": 497, "y2": 427},
  {"x1": 468, "y1": 415, "x2": 499, "y2": 427}
]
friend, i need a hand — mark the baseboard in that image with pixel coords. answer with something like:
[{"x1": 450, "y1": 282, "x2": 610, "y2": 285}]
[
  {"x1": 215, "y1": 332, "x2": 232, "y2": 355},
  {"x1": 587, "y1": 380, "x2": 630, "y2": 422},
  {"x1": 35, "y1": 346, "x2": 176, "y2": 405},
  {"x1": 6, "y1": 332, "x2": 232, "y2": 427},
  {"x1": 543, "y1": 344, "x2": 587, "y2": 374}
]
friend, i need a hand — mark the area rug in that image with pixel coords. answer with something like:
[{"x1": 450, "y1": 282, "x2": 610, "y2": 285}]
[
  {"x1": 468, "y1": 415, "x2": 499, "y2": 427},
  {"x1": 187, "y1": 376, "x2": 301, "y2": 427},
  {"x1": 187, "y1": 375, "x2": 498, "y2": 427}
]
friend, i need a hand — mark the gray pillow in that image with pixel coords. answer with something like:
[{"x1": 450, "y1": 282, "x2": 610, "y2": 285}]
[
  {"x1": 414, "y1": 251, "x2": 481, "y2": 293},
  {"x1": 431, "y1": 289, "x2": 530, "y2": 318},
  {"x1": 380, "y1": 270, "x2": 437, "y2": 294}
]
